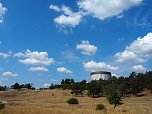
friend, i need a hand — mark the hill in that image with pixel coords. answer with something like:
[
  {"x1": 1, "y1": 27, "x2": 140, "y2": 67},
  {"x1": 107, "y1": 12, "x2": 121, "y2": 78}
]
[{"x1": 0, "y1": 89, "x2": 152, "y2": 114}]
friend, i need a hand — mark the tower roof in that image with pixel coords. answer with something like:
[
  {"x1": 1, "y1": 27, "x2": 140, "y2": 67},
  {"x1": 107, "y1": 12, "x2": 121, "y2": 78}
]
[{"x1": 90, "y1": 71, "x2": 111, "y2": 75}]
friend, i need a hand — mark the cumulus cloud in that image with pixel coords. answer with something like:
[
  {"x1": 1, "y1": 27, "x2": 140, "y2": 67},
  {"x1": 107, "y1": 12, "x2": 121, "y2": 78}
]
[
  {"x1": 50, "y1": 5, "x2": 83, "y2": 28},
  {"x1": 132, "y1": 65, "x2": 147, "y2": 73},
  {"x1": 2, "y1": 72, "x2": 18, "y2": 76},
  {"x1": 0, "y1": 52, "x2": 11, "y2": 59},
  {"x1": 115, "y1": 50, "x2": 144, "y2": 63},
  {"x1": 16, "y1": 49, "x2": 54, "y2": 66},
  {"x1": 50, "y1": 0, "x2": 143, "y2": 28},
  {"x1": 0, "y1": 3, "x2": 7, "y2": 23},
  {"x1": 57, "y1": 67, "x2": 73, "y2": 74},
  {"x1": 126, "y1": 32, "x2": 152, "y2": 58},
  {"x1": 29, "y1": 67, "x2": 49, "y2": 72},
  {"x1": 76, "y1": 40, "x2": 97, "y2": 55},
  {"x1": 84, "y1": 60, "x2": 119, "y2": 72},
  {"x1": 14, "y1": 52, "x2": 25, "y2": 58},
  {"x1": 78, "y1": 0, "x2": 143, "y2": 20},
  {"x1": 115, "y1": 32, "x2": 152, "y2": 63}
]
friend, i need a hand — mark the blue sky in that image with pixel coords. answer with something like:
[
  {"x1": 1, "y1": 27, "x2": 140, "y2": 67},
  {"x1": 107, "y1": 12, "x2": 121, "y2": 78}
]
[{"x1": 0, "y1": 0, "x2": 152, "y2": 88}]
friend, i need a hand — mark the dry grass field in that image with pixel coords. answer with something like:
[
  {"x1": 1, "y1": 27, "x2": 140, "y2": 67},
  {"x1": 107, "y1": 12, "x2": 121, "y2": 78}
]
[{"x1": 0, "y1": 89, "x2": 152, "y2": 114}]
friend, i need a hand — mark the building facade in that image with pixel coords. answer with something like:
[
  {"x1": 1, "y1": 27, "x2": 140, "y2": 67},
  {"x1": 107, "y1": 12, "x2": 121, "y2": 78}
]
[{"x1": 90, "y1": 71, "x2": 111, "y2": 80}]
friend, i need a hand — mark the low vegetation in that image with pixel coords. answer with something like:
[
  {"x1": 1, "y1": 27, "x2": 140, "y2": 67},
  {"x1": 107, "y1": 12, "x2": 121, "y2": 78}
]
[
  {"x1": 96, "y1": 104, "x2": 105, "y2": 110},
  {"x1": 0, "y1": 71, "x2": 151, "y2": 113},
  {"x1": 0, "y1": 101, "x2": 5, "y2": 110},
  {"x1": 0, "y1": 86, "x2": 8, "y2": 91},
  {"x1": 0, "y1": 89, "x2": 152, "y2": 114},
  {"x1": 67, "y1": 98, "x2": 78, "y2": 104}
]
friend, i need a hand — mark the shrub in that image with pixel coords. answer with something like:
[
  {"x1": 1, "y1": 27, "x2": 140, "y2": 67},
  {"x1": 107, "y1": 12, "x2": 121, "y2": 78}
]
[
  {"x1": 67, "y1": 98, "x2": 78, "y2": 104},
  {"x1": 0, "y1": 101, "x2": 5, "y2": 110},
  {"x1": 96, "y1": 104, "x2": 105, "y2": 110}
]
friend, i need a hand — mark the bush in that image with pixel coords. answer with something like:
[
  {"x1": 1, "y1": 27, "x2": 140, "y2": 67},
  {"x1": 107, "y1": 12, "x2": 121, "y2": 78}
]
[
  {"x1": 67, "y1": 98, "x2": 78, "y2": 104},
  {"x1": 96, "y1": 104, "x2": 105, "y2": 110},
  {"x1": 0, "y1": 101, "x2": 5, "y2": 110}
]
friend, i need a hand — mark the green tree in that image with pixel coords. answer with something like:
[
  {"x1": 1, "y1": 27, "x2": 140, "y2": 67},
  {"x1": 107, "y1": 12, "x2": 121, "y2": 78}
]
[
  {"x1": 0, "y1": 86, "x2": 7, "y2": 91},
  {"x1": 71, "y1": 83, "x2": 84, "y2": 96},
  {"x1": 129, "y1": 76, "x2": 143, "y2": 96},
  {"x1": 24, "y1": 83, "x2": 32, "y2": 89},
  {"x1": 70, "y1": 79, "x2": 75, "y2": 84},
  {"x1": 80, "y1": 80, "x2": 87, "y2": 85},
  {"x1": 129, "y1": 72, "x2": 137, "y2": 78},
  {"x1": 87, "y1": 81, "x2": 103, "y2": 98},
  {"x1": 107, "y1": 89, "x2": 122, "y2": 110},
  {"x1": 49, "y1": 83, "x2": 55, "y2": 89},
  {"x1": 145, "y1": 71, "x2": 152, "y2": 92},
  {"x1": 61, "y1": 79, "x2": 65, "y2": 85},
  {"x1": 11, "y1": 83, "x2": 20, "y2": 90},
  {"x1": 65, "y1": 79, "x2": 74, "y2": 85}
]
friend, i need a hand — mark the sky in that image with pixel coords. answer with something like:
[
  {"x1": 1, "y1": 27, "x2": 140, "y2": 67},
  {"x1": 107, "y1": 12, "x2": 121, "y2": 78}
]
[{"x1": 0, "y1": 0, "x2": 152, "y2": 88}]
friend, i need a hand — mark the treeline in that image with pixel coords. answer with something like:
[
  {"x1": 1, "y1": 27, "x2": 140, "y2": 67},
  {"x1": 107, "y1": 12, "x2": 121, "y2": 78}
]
[
  {"x1": 54, "y1": 71, "x2": 152, "y2": 97},
  {"x1": 10, "y1": 83, "x2": 35, "y2": 90},
  {"x1": 0, "y1": 71, "x2": 152, "y2": 98},
  {"x1": 0, "y1": 83, "x2": 35, "y2": 91},
  {"x1": 0, "y1": 86, "x2": 8, "y2": 91}
]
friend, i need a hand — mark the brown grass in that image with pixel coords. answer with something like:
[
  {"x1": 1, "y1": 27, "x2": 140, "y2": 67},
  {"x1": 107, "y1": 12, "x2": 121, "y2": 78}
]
[{"x1": 0, "y1": 89, "x2": 152, "y2": 114}]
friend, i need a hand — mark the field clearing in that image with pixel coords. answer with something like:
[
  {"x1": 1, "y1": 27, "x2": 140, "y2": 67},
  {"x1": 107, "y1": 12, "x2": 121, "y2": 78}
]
[{"x1": 0, "y1": 89, "x2": 152, "y2": 114}]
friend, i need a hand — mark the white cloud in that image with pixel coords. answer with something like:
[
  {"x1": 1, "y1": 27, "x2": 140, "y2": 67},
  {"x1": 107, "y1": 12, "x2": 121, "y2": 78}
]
[
  {"x1": 76, "y1": 40, "x2": 97, "y2": 55},
  {"x1": 126, "y1": 32, "x2": 152, "y2": 58},
  {"x1": 115, "y1": 32, "x2": 152, "y2": 63},
  {"x1": 43, "y1": 83, "x2": 50, "y2": 88},
  {"x1": 50, "y1": 5, "x2": 61, "y2": 12},
  {"x1": 57, "y1": 67, "x2": 73, "y2": 74},
  {"x1": 54, "y1": 14, "x2": 82, "y2": 28},
  {"x1": 29, "y1": 67, "x2": 49, "y2": 72},
  {"x1": 14, "y1": 52, "x2": 25, "y2": 58},
  {"x1": 132, "y1": 65, "x2": 147, "y2": 73},
  {"x1": 83, "y1": 60, "x2": 119, "y2": 72},
  {"x1": 50, "y1": 0, "x2": 143, "y2": 28},
  {"x1": 115, "y1": 50, "x2": 144, "y2": 63},
  {"x1": 50, "y1": 5, "x2": 83, "y2": 28},
  {"x1": 17, "y1": 49, "x2": 54, "y2": 66},
  {"x1": 0, "y1": 3, "x2": 7, "y2": 23},
  {"x1": 2, "y1": 72, "x2": 18, "y2": 77},
  {"x1": 78, "y1": 0, "x2": 143, "y2": 20},
  {"x1": 0, "y1": 52, "x2": 11, "y2": 59},
  {"x1": 112, "y1": 74, "x2": 119, "y2": 78}
]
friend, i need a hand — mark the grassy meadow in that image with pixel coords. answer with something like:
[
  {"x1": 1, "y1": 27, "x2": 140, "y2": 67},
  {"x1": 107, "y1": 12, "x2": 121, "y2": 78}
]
[{"x1": 0, "y1": 89, "x2": 152, "y2": 114}]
